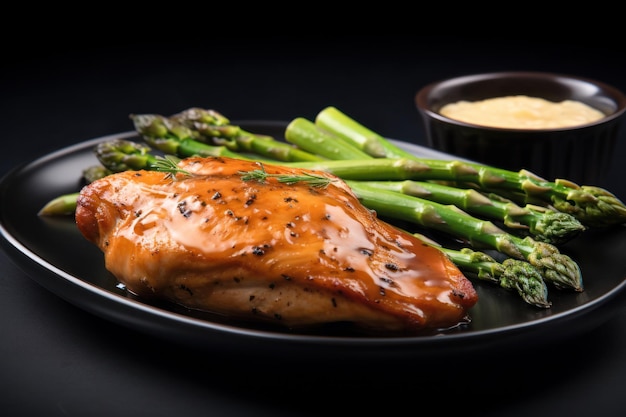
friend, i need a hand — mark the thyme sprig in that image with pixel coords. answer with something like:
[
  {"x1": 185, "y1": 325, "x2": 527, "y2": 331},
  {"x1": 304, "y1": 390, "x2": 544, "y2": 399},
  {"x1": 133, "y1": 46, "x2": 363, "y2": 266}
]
[
  {"x1": 239, "y1": 163, "x2": 336, "y2": 188},
  {"x1": 150, "y1": 155, "x2": 192, "y2": 180}
]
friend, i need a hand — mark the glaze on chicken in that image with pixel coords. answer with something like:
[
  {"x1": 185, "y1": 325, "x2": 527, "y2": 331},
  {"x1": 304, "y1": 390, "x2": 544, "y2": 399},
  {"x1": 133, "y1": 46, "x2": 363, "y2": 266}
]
[{"x1": 75, "y1": 156, "x2": 478, "y2": 335}]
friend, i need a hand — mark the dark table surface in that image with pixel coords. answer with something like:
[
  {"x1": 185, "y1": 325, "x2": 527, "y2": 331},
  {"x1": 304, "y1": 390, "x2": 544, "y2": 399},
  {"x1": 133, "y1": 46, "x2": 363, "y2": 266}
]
[{"x1": 2, "y1": 37, "x2": 625, "y2": 416}]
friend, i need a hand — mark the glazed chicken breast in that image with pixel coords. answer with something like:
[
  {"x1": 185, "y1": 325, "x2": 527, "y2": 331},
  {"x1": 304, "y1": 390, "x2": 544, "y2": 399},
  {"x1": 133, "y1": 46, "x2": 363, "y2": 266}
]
[{"x1": 75, "y1": 156, "x2": 478, "y2": 335}]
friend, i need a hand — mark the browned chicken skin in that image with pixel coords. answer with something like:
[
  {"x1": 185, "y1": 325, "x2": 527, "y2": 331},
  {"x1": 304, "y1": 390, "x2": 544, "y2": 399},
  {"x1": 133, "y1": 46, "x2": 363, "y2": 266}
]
[{"x1": 75, "y1": 156, "x2": 478, "y2": 335}]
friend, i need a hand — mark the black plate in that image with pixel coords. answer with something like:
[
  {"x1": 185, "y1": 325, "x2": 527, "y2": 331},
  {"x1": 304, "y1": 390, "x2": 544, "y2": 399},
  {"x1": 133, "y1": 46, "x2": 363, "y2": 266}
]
[{"x1": 1, "y1": 121, "x2": 625, "y2": 360}]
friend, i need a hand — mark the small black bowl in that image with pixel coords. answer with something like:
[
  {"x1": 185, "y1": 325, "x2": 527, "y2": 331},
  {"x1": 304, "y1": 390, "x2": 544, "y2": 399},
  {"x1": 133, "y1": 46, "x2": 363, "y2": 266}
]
[{"x1": 415, "y1": 71, "x2": 626, "y2": 186}]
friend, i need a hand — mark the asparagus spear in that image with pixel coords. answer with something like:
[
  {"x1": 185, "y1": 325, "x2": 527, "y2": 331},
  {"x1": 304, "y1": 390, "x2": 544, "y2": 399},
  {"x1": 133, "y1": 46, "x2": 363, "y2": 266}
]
[
  {"x1": 315, "y1": 105, "x2": 397, "y2": 158},
  {"x1": 284, "y1": 117, "x2": 373, "y2": 160},
  {"x1": 414, "y1": 233, "x2": 551, "y2": 308},
  {"x1": 38, "y1": 192, "x2": 81, "y2": 216},
  {"x1": 132, "y1": 110, "x2": 324, "y2": 162},
  {"x1": 360, "y1": 180, "x2": 585, "y2": 245},
  {"x1": 131, "y1": 114, "x2": 248, "y2": 160},
  {"x1": 314, "y1": 106, "x2": 626, "y2": 229},
  {"x1": 345, "y1": 180, "x2": 583, "y2": 292}
]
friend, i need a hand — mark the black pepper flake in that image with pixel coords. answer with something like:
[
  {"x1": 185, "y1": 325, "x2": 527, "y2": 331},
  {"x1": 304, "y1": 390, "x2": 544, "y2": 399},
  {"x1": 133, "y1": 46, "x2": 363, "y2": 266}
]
[
  {"x1": 268, "y1": 283, "x2": 275, "y2": 289},
  {"x1": 344, "y1": 267, "x2": 355, "y2": 272},
  {"x1": 284, "y1": 197, "x2": 298, "y2": 203},
  {"x1": 452, "y1": 289, "x2": 466, "y2": 299},
  {"x1": 385, "y1": 263, "x2": 399, "y2": 271},
  {"x1": 179, "y1": 284, "x2": 193, "y2": 296},
  {"x1": 380, "y1": 276, "x2": 399, "y2": 288},
  {"x1": 233, "y1": 277, "x2": 241, "y2": 283},
  {"x1": 134, "y1": 210, "x2": 142, "y2": 217},
  {"x1": 252, "y1": 245, "x2": 271, "y2": 256},
  {"x1": 249, "y1": 295, "x2": 255, "y2": 301},
  {"x1": 331, "y1": 298, "x2": 337, "y2": 307},
  {"x1": 177, "y1": 201, "x2": 192, "y2": 218},
  {"x1": 379, "y1": 287, "x2": 386, "y2": 296},
  {"x1": 286, "y1": 222, "x2": 295, "y2": 228},
  {"x1": 245, "y1": 194, "x2": 257, "y2": 207},
  {"x1": 274, "y1": 313, "x2": 282, "y2": 320},
  {"x1": 212, "y1": 191, "x2": 221, "y2": 200},
  {"x1": 360, "y1": 248, "x2": 373, "y2": 257},
  {"x1": 281, "y1": 274, "x2": 293, "y2": 281}
]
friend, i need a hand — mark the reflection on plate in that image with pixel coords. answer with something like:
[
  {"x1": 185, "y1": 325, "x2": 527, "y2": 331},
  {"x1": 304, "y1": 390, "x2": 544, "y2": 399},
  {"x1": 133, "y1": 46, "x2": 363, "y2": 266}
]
[{"x1": 1, "y1": 121, "x2": 625, "y2": 360}]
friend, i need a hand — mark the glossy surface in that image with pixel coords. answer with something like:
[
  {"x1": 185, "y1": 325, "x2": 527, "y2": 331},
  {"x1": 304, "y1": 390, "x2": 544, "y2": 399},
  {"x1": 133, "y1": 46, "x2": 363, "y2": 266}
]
[
  {"x1": 1, "y1": 122, "x2": 625, "y2": 360},
  {"x1": 75, "y1": 155, "x2": 477, "y2": 334}
]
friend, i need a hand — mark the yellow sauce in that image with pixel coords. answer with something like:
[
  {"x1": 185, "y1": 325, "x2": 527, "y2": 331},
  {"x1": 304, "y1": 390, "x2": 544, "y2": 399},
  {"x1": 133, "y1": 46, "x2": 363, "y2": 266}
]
[{"x1": 439, "y1": 95, "x2": 604, "y2": 129}]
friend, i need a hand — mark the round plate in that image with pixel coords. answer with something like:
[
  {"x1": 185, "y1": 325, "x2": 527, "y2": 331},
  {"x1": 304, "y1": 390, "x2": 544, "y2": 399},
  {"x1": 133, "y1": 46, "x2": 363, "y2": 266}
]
[{"x1": 1, "y1": 121, "x2": 625, "y2": 360}]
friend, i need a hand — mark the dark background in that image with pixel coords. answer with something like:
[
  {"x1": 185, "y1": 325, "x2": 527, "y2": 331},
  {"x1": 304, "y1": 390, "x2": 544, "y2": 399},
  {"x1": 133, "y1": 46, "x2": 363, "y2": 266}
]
[{"x1": 2, "y1": 36, "x2": 625, "y2": 416}]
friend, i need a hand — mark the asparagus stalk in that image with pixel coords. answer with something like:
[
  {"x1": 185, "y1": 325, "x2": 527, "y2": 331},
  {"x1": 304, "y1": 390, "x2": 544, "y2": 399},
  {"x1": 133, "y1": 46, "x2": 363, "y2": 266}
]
[
  {"x1": 284, "y1": 117, "x2": 373, "y2": 160},
  {"x1": 345, "y1": 180, "x2": 583, "y2": 292},
  {"x1": 315, "y1": 106, "x2": 398, "y2": 158},
  {"x1": 38, "y1": 164, "x2": 113, "y2": 215},
  {"x1": 314, "y1": 106, "x2": 626, "y2": 229},
  {"x1": 414, "y1": 233, "x2": 551, "y2": 308},
  {"x1": 131, "y1": 114, "x2": 249, "y2": 160},
  {"x1": 38, "y1": 192, "x2": 81, "y2": 216},
  {"x1": 133, "y1": 109, "x2": 324, "y2": 162},
  {"x1": 361, "y1": 180, "x2": 585, "y2": 245}
]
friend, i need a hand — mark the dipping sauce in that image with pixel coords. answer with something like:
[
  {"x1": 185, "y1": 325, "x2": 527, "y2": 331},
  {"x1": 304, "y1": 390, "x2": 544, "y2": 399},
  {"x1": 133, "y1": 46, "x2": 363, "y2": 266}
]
[{"x1": 439, "y1": 95, "x2": 605, "y2": 129}]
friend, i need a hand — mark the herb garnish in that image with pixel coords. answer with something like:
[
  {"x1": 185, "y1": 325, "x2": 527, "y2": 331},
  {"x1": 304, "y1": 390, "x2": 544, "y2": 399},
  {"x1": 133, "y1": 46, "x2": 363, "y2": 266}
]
[
  {"x1": 239, "y1": 163, "x2": 335, "y2": 188},
  {"x1": 151, "y1": 155, "x2": 192, "y2": 180}
]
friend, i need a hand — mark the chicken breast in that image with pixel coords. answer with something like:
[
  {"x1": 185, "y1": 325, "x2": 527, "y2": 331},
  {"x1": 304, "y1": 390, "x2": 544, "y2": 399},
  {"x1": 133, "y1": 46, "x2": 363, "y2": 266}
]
[{"x1": 75, "y1": 156, "x2": 478, "y2": 335}]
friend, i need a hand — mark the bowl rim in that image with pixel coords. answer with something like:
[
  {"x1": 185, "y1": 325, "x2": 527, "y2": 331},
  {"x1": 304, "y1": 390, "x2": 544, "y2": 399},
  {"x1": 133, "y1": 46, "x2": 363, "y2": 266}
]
[{"x1": 415, "y1": 71, "x2": 626, "y2": 132}]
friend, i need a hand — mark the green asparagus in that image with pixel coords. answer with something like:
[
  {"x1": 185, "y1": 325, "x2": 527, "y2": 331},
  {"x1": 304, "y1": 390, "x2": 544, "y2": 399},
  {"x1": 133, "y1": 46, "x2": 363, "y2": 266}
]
[
  {"x1": 133, "y1": 109, "x2": 324, "y2": 162},
  {"x1": 360, "y1": 180, "x2": 585, "y2": 245},
  {"x1": 131, "y1": 114, "x2": 247, "y2": 160},
  {"x1": 38, "y1": 192, "x2": 81, "y2": 216},
  {"x1": 414, "y1": 233, "x2": 551, "y2": 308},
  {"x1": 284, "y1": 117, "x2": 373, "y2": 160},
  {"x1": 314, "y1": 106, "x2": 626, "y2": 229}
]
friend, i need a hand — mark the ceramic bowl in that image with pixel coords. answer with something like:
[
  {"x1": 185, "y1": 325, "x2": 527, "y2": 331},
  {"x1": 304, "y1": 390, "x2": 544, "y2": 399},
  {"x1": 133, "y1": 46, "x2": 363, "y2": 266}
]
[{"x1": 415, "y1": 71, "x2": 626, "y2": 186}]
